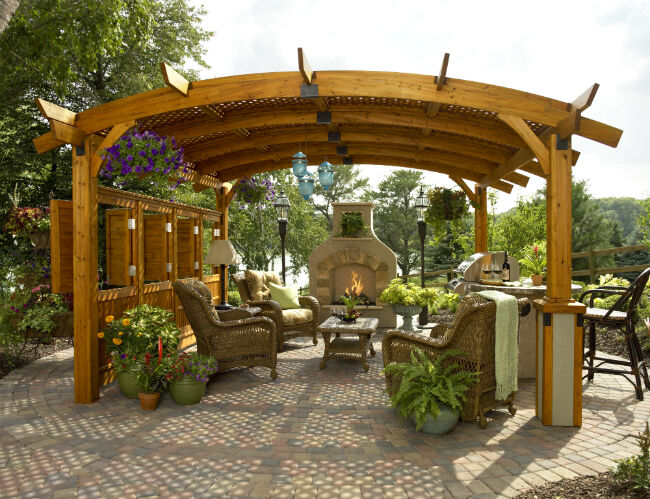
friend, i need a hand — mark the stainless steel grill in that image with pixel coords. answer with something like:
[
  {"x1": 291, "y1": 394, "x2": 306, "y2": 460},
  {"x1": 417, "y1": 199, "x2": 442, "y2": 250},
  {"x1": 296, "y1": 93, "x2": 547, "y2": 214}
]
[{"x1": 447, "y1": 251, "x2": 520, "y2": 294}]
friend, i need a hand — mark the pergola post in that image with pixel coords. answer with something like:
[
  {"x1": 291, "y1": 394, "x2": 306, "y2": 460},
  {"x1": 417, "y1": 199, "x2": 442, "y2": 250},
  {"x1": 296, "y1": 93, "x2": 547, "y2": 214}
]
[
  {"x1": 474, "y1": 186, "x2": 488, "y2": 253},
  {"x1": 215, "y1": 184, "x2": 235, "y2": 303},
  {"x1": 72, "y1": 138, "x2": 99, "y2": 403},
  {"x1": 533, "y1": 134, "x2": 585, "y2": 426}
]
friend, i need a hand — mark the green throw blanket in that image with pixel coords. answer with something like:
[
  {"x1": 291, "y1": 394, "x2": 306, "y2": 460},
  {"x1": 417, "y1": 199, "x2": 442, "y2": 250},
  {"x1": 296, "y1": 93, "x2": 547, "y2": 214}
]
[{"x1": 472, "y1": 290, "x2": 519, "y2": 401}]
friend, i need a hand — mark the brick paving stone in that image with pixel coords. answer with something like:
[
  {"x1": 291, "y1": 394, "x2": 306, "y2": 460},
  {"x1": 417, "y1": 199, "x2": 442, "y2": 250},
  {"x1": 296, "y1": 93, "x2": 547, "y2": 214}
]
[{"x1": 1, "y1": 339, "x2": 650, "y2": 498}]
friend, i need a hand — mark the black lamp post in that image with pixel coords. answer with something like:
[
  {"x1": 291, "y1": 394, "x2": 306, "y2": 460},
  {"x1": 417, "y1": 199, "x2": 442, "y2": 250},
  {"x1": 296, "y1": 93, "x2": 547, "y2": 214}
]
[
  {"x1": 415, "y1": 187, "x2": 429, "y2": 326},
  {"x1": 274, "y1": 190, "x2": 290, "y2": 284}
]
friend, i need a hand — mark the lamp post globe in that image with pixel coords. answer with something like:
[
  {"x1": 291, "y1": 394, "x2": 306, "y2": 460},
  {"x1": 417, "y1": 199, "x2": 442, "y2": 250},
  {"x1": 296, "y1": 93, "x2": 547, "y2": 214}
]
[
  {"x1": 414, "y1": 187, "x2": 429, "y2": 326},
  {"x1": 274, "y1": 190, "x2": 290, "y2": 284}
]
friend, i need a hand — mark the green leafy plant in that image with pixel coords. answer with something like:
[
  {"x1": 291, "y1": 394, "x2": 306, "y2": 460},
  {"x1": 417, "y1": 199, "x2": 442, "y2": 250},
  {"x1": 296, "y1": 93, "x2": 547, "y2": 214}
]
[
  {"x1": 167, "y1": 352, "x2": 218, "y2": 383},
  {"x1": 436, "y1": 291, "x2": 461, "y2": 313},
  {"x1": 380, "y1": 278, "x2": 433, "y2": 307},
  {"x1": 3, "y1": 206, "x2": 50, "y2": 237},
  {"x1": 136, "y1": 351, "x2": 173, "y2": 393},
  {"x1": 383, "y1": 348, "x2": 479, "y2": 431},
  {"x1": 100, "y1": 304, "x2": 181, "y2": 357},
  {"x1": 338, "y1": 212, "x2": 366, "y2": 237},
  {"x1": 612, "y1": 421, "x2": 650, "y2": 491},
  {"x1": 519, "y1": 242, "x2": 546, "y2": 276},
  {"x1": 339, "y1": 294, "x2": 364, "y2": 320}
]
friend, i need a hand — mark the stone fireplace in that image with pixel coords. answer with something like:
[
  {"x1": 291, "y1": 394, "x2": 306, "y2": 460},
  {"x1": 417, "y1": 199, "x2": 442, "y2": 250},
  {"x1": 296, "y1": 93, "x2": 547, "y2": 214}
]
[{"x1": 309, "y1": 202, "x2": 397, "y2": 327}]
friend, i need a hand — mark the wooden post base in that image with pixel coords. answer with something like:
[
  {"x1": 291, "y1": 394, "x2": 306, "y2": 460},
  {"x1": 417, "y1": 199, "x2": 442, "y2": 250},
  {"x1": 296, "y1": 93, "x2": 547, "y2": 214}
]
[{"x1": 534, "y1": 299, "x2": 585, "y2": 426}]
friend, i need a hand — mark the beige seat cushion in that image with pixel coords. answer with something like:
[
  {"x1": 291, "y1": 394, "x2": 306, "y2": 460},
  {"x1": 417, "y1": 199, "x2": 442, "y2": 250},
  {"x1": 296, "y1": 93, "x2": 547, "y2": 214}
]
[
  {"x1": 585, "y1": 307, "x2": 627, "y2": 322},
  {"x1": 244, "y1": 270, "x2": 282, "y2": 301},
  {"x1": 282, "y1": 308, "x2": 313, "y2": 326}
]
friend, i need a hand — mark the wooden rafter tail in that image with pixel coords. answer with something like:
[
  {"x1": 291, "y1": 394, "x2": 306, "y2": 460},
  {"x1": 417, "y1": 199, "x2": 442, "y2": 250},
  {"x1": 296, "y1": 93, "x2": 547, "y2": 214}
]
[
  {"x1": 160, "y1": 62, "x2": 190, "y2": 96},
  {"x1": 90, "y1": 120, "x2": 137, "y2": 177},
  {"x1": 35, "y1": 97, "x2": 76, "y2": 125},
  {"x1": 434, "y1": 53, "x2": 450, "y2": 90},
  {"x1": 33, "y1": 131, "x2": 66, "y2": 154},
  {"x1": 568, "y1": 83, "x2": 599, "y2": 112},
  {"x1": 50, "y1": 120, "x2": 86, "y2": 147},
  {"x1": 449, "y1": 175, "x2": 477, "y2": 204},
  {"x1": 298, "y1": 47, "x2": 313, "y2": 85}
]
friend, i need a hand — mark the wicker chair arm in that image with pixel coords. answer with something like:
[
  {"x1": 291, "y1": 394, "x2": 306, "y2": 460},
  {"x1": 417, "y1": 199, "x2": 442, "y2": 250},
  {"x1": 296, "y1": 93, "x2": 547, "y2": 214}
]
[
  {"x1": 428, "y1": 324, "x2": 448, "y2": 339},
  {"x1": 246, "y1": 299, "x2": 283, "y2": 322},
  {"x1": 218, "y1": 308, "x2": 256, "y2": 321},
  {"x1": 298, "y1": 295, "x2": 320, "y2": 315},
  {"x1": 382, "y1": 329, "x2": 446, "y2": 367},
  {"x1": 215, "y1": 316, "x2": 278, "y2": 346}
]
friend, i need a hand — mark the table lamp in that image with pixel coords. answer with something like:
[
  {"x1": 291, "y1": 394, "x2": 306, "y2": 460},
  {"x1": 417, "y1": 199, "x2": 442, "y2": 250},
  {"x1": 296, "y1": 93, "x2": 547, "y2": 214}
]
[{"x1": 204, "y1": 239, "x2": 240, "y2": 310}]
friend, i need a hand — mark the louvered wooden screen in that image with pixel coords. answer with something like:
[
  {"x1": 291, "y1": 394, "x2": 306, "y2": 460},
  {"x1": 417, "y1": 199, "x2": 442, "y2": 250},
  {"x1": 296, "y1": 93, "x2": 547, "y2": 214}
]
[
  {"x1": 50, "y1": 200, "x2": 74, "y2": 294},
  {"x1": 105, "y1": 209, "x2": 131, "y2": 286},
  {"x1": 176, "y1": 218, "x2": 197, "y2": 278},
  {"x1": 143, "y1": 214, "x2": 168, "y2": 282}
]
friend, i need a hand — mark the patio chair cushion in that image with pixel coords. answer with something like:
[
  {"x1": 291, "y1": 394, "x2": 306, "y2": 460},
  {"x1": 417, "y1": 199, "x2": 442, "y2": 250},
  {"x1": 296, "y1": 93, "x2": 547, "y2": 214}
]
[
  {"x1": 245, "y1": 270, "x2": 282, "y2": 301},
  {"x1": 183, "y1": 279, "x2": 219, "y2": 319},
  {"x1": 282, "y1": 308, "x2": 313, "y2": 326},
  {"x1": 584, "y1": 307, "x2": 627, "y2": 322},
  {"x1": 268, "y1": 282, "x2": 301, "y2": 309}
]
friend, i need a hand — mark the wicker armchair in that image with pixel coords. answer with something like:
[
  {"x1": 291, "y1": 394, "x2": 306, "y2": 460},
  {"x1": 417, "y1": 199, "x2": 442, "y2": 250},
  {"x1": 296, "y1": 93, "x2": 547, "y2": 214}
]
[
  {"x1": 173, "y1": 280, "x2": 278, "y2": 379},
  {"x1": 232, "y1": 271, "x2": 320, "y2": 351},
  {"x1": 383, "y1": 294, "x2": 530, "y2": 428}
]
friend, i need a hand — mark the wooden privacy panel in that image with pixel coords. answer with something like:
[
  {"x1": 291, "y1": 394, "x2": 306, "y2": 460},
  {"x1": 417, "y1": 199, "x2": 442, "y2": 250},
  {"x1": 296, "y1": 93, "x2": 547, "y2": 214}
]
[
  {"x1": 50, "y1": 200, "x2": 74, "y2": 294},
  {"x1": 177, "y1": 218, "x2": 197, "y2": 278},
  {"x1": 143, "y1": 214, "x2": 168, "y2": 282},
  {"x1": 106, "y1": 209, "x2": 131, "y2": 286}
]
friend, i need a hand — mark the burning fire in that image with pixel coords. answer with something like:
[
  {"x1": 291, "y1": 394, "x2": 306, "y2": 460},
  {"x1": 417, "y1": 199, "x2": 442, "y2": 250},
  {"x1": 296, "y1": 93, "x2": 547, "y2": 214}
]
[{"x1": 345, "y1": 271, "x2": 364, "y2": 297}]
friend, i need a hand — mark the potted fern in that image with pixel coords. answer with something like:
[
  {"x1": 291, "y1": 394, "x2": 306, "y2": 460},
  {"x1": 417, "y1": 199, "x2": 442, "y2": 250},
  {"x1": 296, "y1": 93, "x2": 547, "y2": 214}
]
[{"x1": 383, "y1": 348, "x2": 478, "y2": 435}]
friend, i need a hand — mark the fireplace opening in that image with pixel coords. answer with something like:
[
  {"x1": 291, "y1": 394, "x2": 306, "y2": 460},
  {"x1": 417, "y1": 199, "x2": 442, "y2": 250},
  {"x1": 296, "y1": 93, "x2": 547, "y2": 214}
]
[{"x1": 331, "y1": 264, "x2": 376, "y2": 305}]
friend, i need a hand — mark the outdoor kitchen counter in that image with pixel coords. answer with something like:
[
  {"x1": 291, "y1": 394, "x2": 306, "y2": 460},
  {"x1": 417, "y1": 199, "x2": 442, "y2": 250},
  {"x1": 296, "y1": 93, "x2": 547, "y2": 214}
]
[{"x1": 466, "y1": 282, "x2": 582, "y2": 379}]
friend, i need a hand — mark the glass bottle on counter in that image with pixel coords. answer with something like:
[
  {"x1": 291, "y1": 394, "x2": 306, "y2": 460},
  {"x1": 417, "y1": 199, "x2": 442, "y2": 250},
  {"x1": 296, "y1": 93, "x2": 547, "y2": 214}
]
[{"x1": 502, "y1": 251, "x2": 510, "y2": 281}]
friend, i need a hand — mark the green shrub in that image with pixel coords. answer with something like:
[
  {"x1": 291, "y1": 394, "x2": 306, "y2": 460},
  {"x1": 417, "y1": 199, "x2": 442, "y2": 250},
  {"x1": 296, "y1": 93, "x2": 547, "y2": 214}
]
[
  {"x1": 612, "y1": 422, "x2": 650, "y2": 491},
  {"x1": 437, "y1": 291, "x2": 461, "y2": 313},
  {"x1": 228, "y1": 289, "x2": 242, "y2": 306}
]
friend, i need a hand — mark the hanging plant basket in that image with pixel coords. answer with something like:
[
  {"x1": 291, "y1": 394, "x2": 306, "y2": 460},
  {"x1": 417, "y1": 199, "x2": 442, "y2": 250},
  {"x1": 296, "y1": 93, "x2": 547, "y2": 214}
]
[{"x1": 28, "y1": 230, "x2": 50, "y2": 250}]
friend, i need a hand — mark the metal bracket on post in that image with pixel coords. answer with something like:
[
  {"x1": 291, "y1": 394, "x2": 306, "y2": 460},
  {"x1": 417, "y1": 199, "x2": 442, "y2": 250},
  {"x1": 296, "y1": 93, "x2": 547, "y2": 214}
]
[
  {"x1": 543, "y1": 313, "x2": 552, "y2": 326},
  {"x1": 556, "y1": 134, "x2": 570, "y2": 150},
  {"x1": 328, "y1": 131, "x2": 341, "y2": 142},
  {"x1": 300, "y1": 84, "x2": 319, "y2": 98},
  {"x1": 76, "y1": 145, "x2": 85, "y2": 156},
  {"x1": 343, "y1": 156, "x2": 354, "y2": 165},
  {"x1": 336, "y1": 145, "x2": 348, "y2": 155},
  {"x1": 316, "y1": 111, "x2": 331, "y2": 124}
]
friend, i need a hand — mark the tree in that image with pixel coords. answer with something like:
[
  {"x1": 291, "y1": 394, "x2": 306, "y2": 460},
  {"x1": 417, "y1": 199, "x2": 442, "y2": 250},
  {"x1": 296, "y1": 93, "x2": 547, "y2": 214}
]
[
  {"x1": 362, "y1": 170, "x2": 427, "y2": 276},
  {"x1": 228, "y1": 171, "x2": 328, "y2": 282},
  {"x1": 489, "y1": 195, "x2": 546, "y2": 260},
  {"x1": 0, "y1": 0, "x2": 19, "y2": 33},
  {"x1": 0, "y1": 0, "x2": 212, "y2": 267},
  {"x1": 639, "y1": 198, "x2": 650, "y2": 246},
  {"x1": 312, "y1": 164, "x2": 369, "y2": 229}
]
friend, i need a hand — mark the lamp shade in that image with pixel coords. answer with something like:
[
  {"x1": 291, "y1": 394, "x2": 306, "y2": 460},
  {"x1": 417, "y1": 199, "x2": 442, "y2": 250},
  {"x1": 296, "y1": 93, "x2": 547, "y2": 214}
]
[
  {"x1": 291, "y1": 151, "x2": 308, "y2": 178},
  {"x1": 274, "y1": 190, "x2": 290, "y2": 221},
  {"x1": 414, "y1": 187, "x2": 429, "y2": 222},
  {"x1": 298, "y1": 174, "x2": 315, "y2": 200},
  {"x1": 204, "y1": 239, "x2": 240, "y2": 265},
  {"x1": 318, "y1": 161, "x2": 334, "y2": 191}
]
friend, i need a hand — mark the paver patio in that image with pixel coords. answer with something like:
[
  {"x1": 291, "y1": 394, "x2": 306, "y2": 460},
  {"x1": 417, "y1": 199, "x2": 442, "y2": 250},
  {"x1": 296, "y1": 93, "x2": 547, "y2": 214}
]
[{"x1": 1, "y1": 330, "x2": 648, "y2": 498}]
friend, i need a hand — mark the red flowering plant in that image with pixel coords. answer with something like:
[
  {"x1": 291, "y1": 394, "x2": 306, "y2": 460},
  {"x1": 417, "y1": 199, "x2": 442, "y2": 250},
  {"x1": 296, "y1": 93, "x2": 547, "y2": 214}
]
[
  {"x1": 3, "y1": 206, "x2": 50, "y2": 238},
  {"x1": 166, "y1": 352, "x2": 218, "y2": 384},
  {"x1": 99, "y1": 128, "x2": 189, "y2": 199},
  {"x1": 135, "y1": 337, "x2": 174, "y2": 393}
]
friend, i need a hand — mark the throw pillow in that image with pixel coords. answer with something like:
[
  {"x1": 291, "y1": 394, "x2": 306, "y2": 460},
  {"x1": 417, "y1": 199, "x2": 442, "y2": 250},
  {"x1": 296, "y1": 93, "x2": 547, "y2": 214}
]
[
  {"x1": 244, "y1": 269, "x2": 268, "y2": 301},
  {"x1": 268, "y1": 282, "x2": 301, "y2": 309}
]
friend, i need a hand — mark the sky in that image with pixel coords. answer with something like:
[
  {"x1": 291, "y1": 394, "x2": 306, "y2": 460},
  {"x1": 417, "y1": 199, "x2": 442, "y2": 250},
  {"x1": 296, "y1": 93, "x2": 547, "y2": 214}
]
[{"x1": 187, "y1": 0, "x2": 650, "y2": 212}]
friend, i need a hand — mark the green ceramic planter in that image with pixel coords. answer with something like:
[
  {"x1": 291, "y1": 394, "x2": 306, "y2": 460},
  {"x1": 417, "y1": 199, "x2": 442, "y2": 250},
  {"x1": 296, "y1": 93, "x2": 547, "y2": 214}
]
[
  {"x1": 117, "y1": 370, "x2": 141, "y2": 399},
  {"x1": 409, "y1": 404, "x2": 460, "y2": 436},
  {"x1": 169, "y1": 376, "x2": 207, "y2": 405}
]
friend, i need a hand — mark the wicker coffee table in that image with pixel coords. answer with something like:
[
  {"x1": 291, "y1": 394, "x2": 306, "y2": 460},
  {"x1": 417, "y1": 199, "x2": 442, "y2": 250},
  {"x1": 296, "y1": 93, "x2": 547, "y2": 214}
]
[{"x1": 317, "y1": 316, "x2": 379, "y2": 371}]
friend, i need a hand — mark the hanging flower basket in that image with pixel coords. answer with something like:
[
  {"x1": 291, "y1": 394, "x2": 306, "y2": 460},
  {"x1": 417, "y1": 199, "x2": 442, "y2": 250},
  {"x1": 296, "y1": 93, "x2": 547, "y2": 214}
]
[
  {"x1": 424, "y1": 187, "x2": 471, "y2": 224},
  {"x1": 233, "y1": 176, "x2": 276, "y2": 207},
  {"x1": 99, "y1": 128, "x2": 189, "y2": 197}
]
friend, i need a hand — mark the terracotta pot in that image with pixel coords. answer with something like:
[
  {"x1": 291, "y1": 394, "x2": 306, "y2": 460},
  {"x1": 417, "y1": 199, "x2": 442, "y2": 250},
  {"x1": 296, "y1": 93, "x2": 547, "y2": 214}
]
[
  {"x1": 531, "y1": 274, "x2": 543, "y2": 286},
  {"x1": 138, "y1": 392, "x2": 161, "y2": 411}
]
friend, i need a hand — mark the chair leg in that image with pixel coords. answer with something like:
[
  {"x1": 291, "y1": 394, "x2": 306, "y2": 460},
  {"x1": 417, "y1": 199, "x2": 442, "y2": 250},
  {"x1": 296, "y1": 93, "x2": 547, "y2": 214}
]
[
  {"x1": 624, "y1": 324, "x2": 644, "y2": 401},
  {"x1": 631, "y1": 327, "x2": 650, "y2": 390},
  {"x1": 587, "y1": 322, "x2": 596, "y2": 381}
]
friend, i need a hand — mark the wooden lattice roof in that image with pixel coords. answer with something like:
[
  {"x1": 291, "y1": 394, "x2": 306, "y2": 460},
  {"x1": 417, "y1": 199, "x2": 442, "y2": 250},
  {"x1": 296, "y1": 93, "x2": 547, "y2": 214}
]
[{"x1": 33, "y1": 52, "x2": 623, "y2": 194}]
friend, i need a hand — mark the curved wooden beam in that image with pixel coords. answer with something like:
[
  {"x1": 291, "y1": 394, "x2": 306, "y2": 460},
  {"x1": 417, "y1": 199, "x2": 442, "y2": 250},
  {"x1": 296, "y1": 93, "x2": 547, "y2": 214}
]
[
  {"x1": 69, "y1": 71, "x2": 619, "y2": 148},
  {"x1": 498, "y1": 114, "x2": 550, "y2": 175}
]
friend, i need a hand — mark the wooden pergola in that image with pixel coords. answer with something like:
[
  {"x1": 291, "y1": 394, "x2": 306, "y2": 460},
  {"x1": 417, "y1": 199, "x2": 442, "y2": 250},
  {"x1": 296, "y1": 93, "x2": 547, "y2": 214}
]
[{"x1": 34, "y1": 50, "x2": 621, "y2": 426}]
